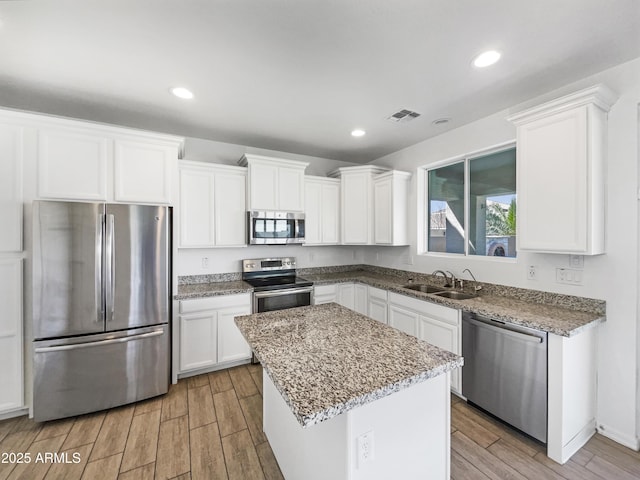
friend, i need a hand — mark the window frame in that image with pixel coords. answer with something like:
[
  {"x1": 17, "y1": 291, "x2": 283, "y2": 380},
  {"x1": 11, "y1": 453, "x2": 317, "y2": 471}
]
[{"x1": 419, "y1": 141, "x2": 517, "y2": 260}]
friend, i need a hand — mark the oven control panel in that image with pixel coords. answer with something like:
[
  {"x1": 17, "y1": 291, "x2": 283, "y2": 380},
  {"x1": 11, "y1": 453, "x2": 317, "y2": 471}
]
[{"x1": 242, "y1": 257, "x2": 297, "y2": 273}]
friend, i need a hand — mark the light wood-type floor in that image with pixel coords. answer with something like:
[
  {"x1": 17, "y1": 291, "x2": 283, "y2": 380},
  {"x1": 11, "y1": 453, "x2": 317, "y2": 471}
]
[{"x1": 0, "y1": 364, "x2": 638, "y2": 480}]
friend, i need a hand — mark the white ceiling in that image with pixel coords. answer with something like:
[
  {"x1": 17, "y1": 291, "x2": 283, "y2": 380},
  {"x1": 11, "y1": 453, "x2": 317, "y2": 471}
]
[{"x1": 1, "y1": 1, "x2": 638, "y2": 163}]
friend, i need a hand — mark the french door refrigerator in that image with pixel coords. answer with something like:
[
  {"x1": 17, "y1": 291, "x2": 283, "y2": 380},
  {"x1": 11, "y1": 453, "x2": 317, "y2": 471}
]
[{"x1": 32, "y1": 200, "x2": 171, "y2": 422}]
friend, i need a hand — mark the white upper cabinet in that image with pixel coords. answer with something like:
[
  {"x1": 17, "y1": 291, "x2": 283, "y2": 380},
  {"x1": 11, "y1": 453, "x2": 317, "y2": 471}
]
[
  {"x1": 239, "y1": 154, "x2": 308, "y2": 212},
  {"x1": 114, "y1": 138, "x2": 178, "y2": 204},
  {"x1": 508, "y1": 85, "x2": 617, "y2": 254},
  {"x1": 373, "y1": 170, "x2": 411, "y2": 246},
  {"x1": 38, "y1": 128, "x2": 109, "y2": 201},
  {"x1": 329, "y1": 165, "x2": 389, "y2": 244},
  {"x1": 305, "y1": 176, "x2": 340, "y2": 245},
  {"x1": 330, "y1": 166, "x2": 410, "y2": 245},
  {"x1": 35, "y1": 117, "x2": 182, "y2": 204},
  {"x1": 0, "y1": 122, "x2": 24, "y2": 252},
  {"x1": 178, "y1": 161, "x2": 246, "y2": 248}
]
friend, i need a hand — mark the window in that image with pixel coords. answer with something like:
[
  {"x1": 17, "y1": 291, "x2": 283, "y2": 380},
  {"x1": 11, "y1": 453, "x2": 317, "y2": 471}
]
[{"x1": 425, "y1": 145, "x2": 516, "y2": 257}]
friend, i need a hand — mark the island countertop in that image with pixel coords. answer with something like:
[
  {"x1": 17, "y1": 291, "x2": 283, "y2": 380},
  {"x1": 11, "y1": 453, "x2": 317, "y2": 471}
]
[{"x1": 234, "y1": 303, "x2": 463, "y2": 428}]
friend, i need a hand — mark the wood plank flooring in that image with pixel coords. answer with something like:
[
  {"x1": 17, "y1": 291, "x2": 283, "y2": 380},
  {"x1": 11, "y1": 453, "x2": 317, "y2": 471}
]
[{"x1": 1, "y1": 365, "x2": 638, "y2": 479}]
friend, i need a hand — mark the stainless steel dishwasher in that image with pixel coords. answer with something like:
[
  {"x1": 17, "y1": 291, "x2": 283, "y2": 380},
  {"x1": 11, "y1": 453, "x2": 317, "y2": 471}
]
[{"x1": 462, "y1": 312, "x2": 548, "y2": 443}]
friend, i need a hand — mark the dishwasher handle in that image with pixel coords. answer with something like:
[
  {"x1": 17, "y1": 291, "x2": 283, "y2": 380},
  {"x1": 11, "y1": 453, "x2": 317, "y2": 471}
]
[{"x1": 463, "y1": 314, "x2": 546, "y2": 344}]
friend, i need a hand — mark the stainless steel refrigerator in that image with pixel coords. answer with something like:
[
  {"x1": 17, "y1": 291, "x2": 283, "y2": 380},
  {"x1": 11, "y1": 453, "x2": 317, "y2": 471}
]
[{"x1": 32, "y1": 200, "x2": 171, "y2": 422}]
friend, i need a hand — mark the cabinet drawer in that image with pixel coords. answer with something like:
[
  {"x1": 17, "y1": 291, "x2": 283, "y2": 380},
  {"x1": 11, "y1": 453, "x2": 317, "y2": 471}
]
[
  {"x1": 388, "y1": 292, "x2": 459, "y2": 326},
  {"x1": 368, "y1": 286, "x2": 388, "y2": 302},
  {"x1": 179, "y1": 293, "x2": 251, "y2": 314}
]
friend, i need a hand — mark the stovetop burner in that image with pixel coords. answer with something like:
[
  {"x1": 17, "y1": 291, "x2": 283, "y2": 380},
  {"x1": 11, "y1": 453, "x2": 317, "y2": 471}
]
[
  {"x1": 241, "y1": 257, "x2": 313, "y2": 292},
  {"x1": 243, "y1": 275, "x2": 313, "y2": 292}
]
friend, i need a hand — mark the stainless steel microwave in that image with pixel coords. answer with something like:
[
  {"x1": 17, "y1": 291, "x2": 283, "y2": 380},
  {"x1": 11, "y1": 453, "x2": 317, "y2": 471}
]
[{"x1": 248, "y1": 211, "x2": 305, "y2": 244}]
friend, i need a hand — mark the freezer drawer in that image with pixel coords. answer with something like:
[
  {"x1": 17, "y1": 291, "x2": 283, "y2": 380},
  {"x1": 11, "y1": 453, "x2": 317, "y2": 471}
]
[{"x1": 33, "y1": 325, "x2": 169, "y2": 422}]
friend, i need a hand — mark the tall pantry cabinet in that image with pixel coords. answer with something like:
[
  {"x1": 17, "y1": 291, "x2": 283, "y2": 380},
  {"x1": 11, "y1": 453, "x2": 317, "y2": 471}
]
[
  {"x1": 0, "y1": 117, "x2": 24, "y2": 416},
  {"x1": 0, "y1": 107, "x2": 184, "y2": 418}
]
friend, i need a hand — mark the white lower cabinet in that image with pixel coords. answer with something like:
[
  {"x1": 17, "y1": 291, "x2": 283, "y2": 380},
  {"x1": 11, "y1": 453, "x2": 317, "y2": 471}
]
[
  {"x1": 417, "y1": 303, "x2": 461, "y2": 395},
  {"x1": 178, "y1": 293, "x2": 251, "y2": 374},
  {"x1": 337, "y1": 283, "x2": 355, "y2": 310},
  {"x1": 0, "y1": 258, "x2": 23, "y2": 414},
  {"x1": 388, "y1": 303, "x2": 419, "y2": 337},
  {"x1": 388, "y1": 292, "x2": 462, "y2": 394},
  {"x1": 335, "y1": 283, "x2": 367, "y2": 315},
  {"x1": 367, "y1": 286, "x2": 388, "y2": 324},
  {"x1": 313, "y1": 284, "x2": 338, "y2": 305}
]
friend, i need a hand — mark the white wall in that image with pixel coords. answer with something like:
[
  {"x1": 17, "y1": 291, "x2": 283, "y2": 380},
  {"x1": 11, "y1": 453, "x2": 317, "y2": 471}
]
[
  {"x1": 182, "y1": 136, "x2": 356, "y2": 176},
  {"x1": 177, "y1": 137, "x2": 362, "y2": 276},
  {"x1": 367, "y1": 57, "x2": 640, "y2": 449}
]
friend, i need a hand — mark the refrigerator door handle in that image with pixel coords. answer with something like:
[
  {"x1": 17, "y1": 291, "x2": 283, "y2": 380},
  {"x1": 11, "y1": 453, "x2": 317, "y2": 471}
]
[
  {"x1": 105, "y1": 214, "x2": 115, "y2": 323},
  {"x1": 34, "y1": 330, "x2": 164, "y2": 353},
  {"x1": 96, "y1": 213, "x2": 105, "y2": 323}
]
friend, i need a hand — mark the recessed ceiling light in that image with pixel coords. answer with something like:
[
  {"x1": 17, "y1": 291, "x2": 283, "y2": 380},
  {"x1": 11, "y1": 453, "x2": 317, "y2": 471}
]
[
  {"x1": 351, "y1": 129, "x2": 366, "y2": 137},
  {"x1": 432, "y1": 118, "x2": 451, "y2": 126},
  {"x1": 472, "y1": 50, "x2": 501, "y2": 68},
  {"x1": 171, "y1": 87, "x2": 194, "y2": 99}
]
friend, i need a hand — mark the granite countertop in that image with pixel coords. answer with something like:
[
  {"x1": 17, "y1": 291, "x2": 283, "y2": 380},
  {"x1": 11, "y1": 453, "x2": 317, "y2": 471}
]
[
  {"x1": 235, "y1": 303, "x2": 463, "y2": 428},
  {"x1": 176, "y1": 269, "x2": 604, "y2": 337},
  {"x1": 174, "y1": 280, "x2": 252, "y2": 300},
  {"x1": 305, "y1": 271, "x2": 604, "y2": 337}
]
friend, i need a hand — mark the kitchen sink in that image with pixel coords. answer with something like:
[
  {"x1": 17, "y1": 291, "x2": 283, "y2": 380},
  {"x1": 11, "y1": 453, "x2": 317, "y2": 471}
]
[
  {"x1": 433, "y1": 290, "x2": 476, "y2": 300},
  {"x1": 402, "y1": 284, "x2": 444, "y2": 293}
]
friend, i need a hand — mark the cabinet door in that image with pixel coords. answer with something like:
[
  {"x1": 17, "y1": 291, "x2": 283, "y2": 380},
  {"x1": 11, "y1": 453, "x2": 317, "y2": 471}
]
[
  {"x1": 217, "y1": 304, "x2": 252, "y2": 363},
  {"x1": 418, "y1": 315, "x2": 461, "y2": 393},
  {"x1": 517, "y1": 106, "x2": 588, "y2": 253},
  {"x1": 337, "y1": 283, "x2": 355, "y2": 310},
  {"x1": 214, "y1": 171, "x2": 247, "y2": 246},
  {"x1": 249, "y1": 163, "x2": 278, "y2": 210},
  {"x1": 0, "y1": 259, "x2": 23, "y2": 412},
  {"x1": 179, "y1": 168, "x2": 215, "y2": 248},
  {"x1": 313, "y1": 284, "x2": 337, "y2": 305},
  {"x1": 114, "y1": 139, "x2": 177, "y2": 204},
  {"x1": 304, "y1": 181, "x2": 322, "y2": 244},
  {"x1": 373, "y1": 177, "x2": 392, "y2": 244},
  {"x1": 38, "y1": 128, "x2": 108, "y2": 200},
  {"x1": 368, "y1": 298, "x2": 388, "y2": 324},
  {"x1": 342, "y1": 174, "x2": 370, "y2": 244},
  {"x1": 278, "y1": 166, "x2": 304, "y2": 211},
  {"x1": 321, "y1": 182, "x2": 340, "y2": 243},
  {"x1": 354, "y1": 284, "x2": 368, "y2": 315},
  {"x1": 388, "y1": 303, "x2": 418, "y2": 337},
  {"x1": 0, "y1": 123, "x2": 23, "y2": 252},
  {"x1": 179, "y1": 311, "x2": 217, "y2": 372}
]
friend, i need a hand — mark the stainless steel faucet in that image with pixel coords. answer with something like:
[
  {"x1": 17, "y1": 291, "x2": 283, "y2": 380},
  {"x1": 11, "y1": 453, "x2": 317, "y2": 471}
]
[
  {"x1": 462, "y1": 268, "x2": 482, "y2": 291},
  {"x1": 447, "y1": 271, "x2": 464, "y2": 289},
  {"x1": 432, "y1": 270, "x2": 452, "y2": 287}
]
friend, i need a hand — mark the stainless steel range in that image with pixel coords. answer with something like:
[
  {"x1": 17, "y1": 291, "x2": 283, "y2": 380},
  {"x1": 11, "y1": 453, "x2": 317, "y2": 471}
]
[{"x1": 242, "y1": 257, "x2": 313, "y2": 313}]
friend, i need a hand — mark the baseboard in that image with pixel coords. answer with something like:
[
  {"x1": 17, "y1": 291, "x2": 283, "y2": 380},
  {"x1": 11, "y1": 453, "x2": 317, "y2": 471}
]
[
  {"x1": 0, "y1": 407, "x2": 28, "y2": 421},
  {"x1": 176, "y1": 358, "x2": 251, "y2": 380},
  {"x1": 597, "y1": 424, "x2": 640, "y2": 451},
  {"x1": 548, "y1": 419, "x2": 596, "y2": 464}
]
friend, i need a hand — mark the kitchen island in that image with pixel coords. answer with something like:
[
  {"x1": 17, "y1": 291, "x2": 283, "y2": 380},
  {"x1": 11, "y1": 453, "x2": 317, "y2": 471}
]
[{"x1": 235, "y1": 303, "x2": 463, "y2": 480}]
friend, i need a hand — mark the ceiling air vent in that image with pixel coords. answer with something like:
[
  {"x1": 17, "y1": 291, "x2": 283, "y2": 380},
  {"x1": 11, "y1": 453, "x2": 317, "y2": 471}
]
[{"x1": 386, "y1": 109, "x2": 421, "y2": 123}]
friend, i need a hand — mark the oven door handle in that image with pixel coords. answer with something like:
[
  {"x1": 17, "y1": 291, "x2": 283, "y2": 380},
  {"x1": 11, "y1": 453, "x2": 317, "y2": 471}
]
[{"x1": 254, "y1": 287, "x2": 314, "y2": 298}]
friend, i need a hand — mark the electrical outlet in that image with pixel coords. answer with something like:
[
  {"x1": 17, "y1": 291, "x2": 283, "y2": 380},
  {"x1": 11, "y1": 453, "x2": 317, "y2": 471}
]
[
  {"x1": 527, "y1": 265, "x2": 537, "y2": 280},
  {"x1": 569, "y1": 255, "x2": 584, "y2": 268},
  {"x1": 357, "y1": 431, "x2": 374, "y2": 467},
  {"x1": 201, "y1": 257, "x2": 209, "y2": 269}
]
